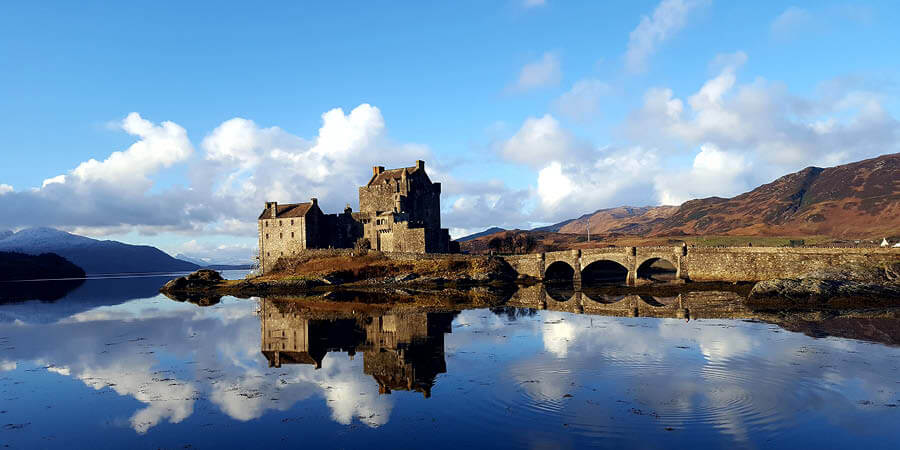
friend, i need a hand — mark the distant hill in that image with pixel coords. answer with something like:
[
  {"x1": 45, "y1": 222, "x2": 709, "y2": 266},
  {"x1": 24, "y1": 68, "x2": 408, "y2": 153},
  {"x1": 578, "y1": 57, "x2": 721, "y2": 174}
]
[
  {"x1": 175, "y1": 253, "x2": 209, "y2": 266},
  {"x1": 461, "y1": 153, "x2": 900, "y2": 252},
  {"x1": 457, "y1": 227, "x2": 507, "y2": 242},
  {"x1": 175, "y1": 253, "x2": 253, "y2": 270},
  {"x1": 0, "y1": 251, "x2": 85, "y2": 281},
  {"x1": 0, "y1": 228, "x2": 200, "y2": 275},
  {"x1": 539, "y1": 206, "x2": 680, "y2": 235}
]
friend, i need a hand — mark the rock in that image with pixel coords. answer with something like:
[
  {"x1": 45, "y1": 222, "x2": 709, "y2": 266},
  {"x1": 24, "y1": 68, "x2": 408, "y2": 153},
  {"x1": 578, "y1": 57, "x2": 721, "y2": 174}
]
[
  {"x1": 394, "y1": 273, "x2": 418, "y2": 283},
  {"x1": 320, "y1": 275, "x2": 344, "y2": 285},
  {"x1": 749, "y1": 263, "x2": 900, "y2": 302},
  {"x1": 161, "y1": 269, "x2": 224, "y2": 293}
]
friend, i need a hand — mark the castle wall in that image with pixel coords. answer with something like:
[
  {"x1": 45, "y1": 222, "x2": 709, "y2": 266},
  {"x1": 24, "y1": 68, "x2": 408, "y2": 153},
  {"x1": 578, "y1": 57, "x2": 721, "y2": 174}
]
[
  {"x1": 359, "y1": 181, "x2": 404, "y2": 214},
  {"x1": 259, "y1": 216, "x2": 310, "y2": 273}
]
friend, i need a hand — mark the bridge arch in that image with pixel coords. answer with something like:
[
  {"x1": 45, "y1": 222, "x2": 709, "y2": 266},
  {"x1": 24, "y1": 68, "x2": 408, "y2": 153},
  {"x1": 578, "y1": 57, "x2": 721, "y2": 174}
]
[
  {"x1": 544, "y1": 260, "x2": 575, "y2": 284},
  {"x1": 636, "y1": 257, "x2": 677, "y2": 282},
  {"x1": 545, "y1": 284, "x2": 576, "y2": 302},
  {"x1": 581, "y1": 260, "x2": 629, "y2": 285}
]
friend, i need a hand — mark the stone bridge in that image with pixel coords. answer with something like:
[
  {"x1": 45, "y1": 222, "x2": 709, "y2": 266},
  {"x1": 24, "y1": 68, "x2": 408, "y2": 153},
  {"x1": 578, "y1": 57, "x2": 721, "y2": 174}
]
[{"x1": 501, "y1": 246, "x2": 898, "y2": 285}]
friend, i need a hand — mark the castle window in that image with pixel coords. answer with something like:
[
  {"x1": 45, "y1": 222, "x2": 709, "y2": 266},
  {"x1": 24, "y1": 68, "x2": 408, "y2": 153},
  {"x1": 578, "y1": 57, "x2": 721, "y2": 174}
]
[
  {"x1": 291, "y1": 232, "x2": 294, "y2": 238},
  {"x1": 280, "y1": 233, "x2": 283, "y2": 239},
  {"x1": 267, "y1": 252, "x2": 270, "y2": 257},
  {"x1": 266, "y1": 234, "x2": 269, "y2": 239},
  {"x1": 291, "y1": 220, "x2": 294, "y2": 226}
]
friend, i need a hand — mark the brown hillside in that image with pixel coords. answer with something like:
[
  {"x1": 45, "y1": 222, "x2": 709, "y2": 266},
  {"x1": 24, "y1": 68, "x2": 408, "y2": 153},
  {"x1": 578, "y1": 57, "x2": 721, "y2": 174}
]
[
  {"x1": 557, "y1": 205, "x2": 679, "y2": 235},
  {"x1": 654, "y1": 153, "x2": 900, "y2": 238}
]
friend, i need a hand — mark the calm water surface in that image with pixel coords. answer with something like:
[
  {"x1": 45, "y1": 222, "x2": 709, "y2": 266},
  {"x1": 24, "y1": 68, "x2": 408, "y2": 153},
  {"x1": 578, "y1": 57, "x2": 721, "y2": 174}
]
[{"x1": 1, "y1": 273, "x2": 899, "y2": 449}]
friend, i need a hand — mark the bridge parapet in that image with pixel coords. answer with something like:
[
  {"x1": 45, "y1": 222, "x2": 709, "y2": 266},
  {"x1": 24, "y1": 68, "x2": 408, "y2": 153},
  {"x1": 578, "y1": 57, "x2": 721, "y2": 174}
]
[{"x1": 500, "y1": 245, "x2": 897, "y2": 284}]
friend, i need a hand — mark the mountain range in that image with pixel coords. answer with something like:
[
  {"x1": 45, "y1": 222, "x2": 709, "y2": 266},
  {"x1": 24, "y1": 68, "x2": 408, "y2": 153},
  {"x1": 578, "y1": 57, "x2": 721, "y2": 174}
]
[
  {"x1": 460, "y1": 153, "x2": 900, "y2": 249},
  {"x1": 0, "y1": 228, "x2": 200, "y2": 275}
]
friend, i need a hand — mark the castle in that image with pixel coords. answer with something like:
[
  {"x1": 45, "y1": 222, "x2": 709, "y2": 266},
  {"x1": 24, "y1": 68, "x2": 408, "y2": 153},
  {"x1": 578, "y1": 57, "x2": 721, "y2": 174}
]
[{"x1": 258, "y1": 160, "x2": 452, "y2": 273}]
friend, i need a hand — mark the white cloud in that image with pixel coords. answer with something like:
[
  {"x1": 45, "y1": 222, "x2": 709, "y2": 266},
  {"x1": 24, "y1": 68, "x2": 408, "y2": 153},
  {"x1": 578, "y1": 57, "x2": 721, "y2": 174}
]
[
  {"x1": 625, "y1": 0, "x2": 710, "y2": 73},
  {"x1": 770, "y1": 6, "x2": 813, "y2": 37},
  {"x1": 771, "y1": 5, "x2": 873, "y2": 39},
  {"x1": 71, "y1": 112, "x2": 194, "y2": 189},
  {"x1": 443, "y1": 184, "x2": 531, "y2": 232},
  {"x1": 522, "y1": 0, "x2": 546, "y2": 8},
  {"x1": 654, "y1": 143, "x2": 751, "y2": 205},
  {"x1": 625, "y1": 52, "x2": 900, "y2": 183},
  {"x1": 510, "y1": 52, "x2": 561, "y2": 92},
  {"x1": 535, "y1": 147, "x2": 660, "y2": 218},
  {"x1": 0, "y1": 184, "x2": 12, "y2": 195},
  {"x1": 201, "y1": 104, "x2": 429, "y2": 226},
  {"x1": 554, "y1": 79, "x2": 611, "y2": 122},
  {"x1": 41, "y1": 175, "x2": 66, "y2": 188},
  {"x1": 0, "y1": 105, "x2": 431, "y2": 236},
  {"x1": 500, "y1": 114, "x2": 591, "y2": 168}
]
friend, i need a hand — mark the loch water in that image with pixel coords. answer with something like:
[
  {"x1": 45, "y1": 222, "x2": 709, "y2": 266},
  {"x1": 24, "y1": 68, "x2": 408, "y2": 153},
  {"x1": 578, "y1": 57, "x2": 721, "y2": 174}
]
[{"x1": 1, "y1": 272, "x2": 899, "y2": 449}]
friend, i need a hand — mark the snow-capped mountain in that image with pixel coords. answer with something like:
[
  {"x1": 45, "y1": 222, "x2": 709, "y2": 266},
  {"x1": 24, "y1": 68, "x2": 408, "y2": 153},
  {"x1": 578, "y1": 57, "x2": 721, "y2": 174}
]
[{"x1": 0, "y1": 227, "x2": 199, "y2": 275}]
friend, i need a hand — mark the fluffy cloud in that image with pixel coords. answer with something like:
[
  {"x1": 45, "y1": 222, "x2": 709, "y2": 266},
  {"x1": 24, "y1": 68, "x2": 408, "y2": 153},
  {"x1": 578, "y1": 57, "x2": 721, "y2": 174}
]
[
  {"x1": 0, "y1": 113, "x2": 210, "y2": 232},
  {"x1": 0, "y1": 184, "x2": 12, "y2": 195},
  {"x1": 500, "y1": 114, "x2": 592, "y2": 168},
  {"x1": 201, "y1": 104, "x2": 429, "y2": 223},
  {"x1": 0, "y1": 105, "x2": 430, "y2": 238},
  {"x1": 625, "y1": 51, "x2": 900, "y2": 182},
  {"x1": 654, "y1": 143, "x2": 751, "y2": 205},
  {"x1": 770, "y1": 6, "x2": 813, "y2": 37},
  {"x1": 442, "y1": 181, "x2": 532, "y2": 236},
  {"x1": 70, "y1": 113, "x2": 193, "y2": 189},
  {"x1": 497, "y1": 114, "x2": 660, "y2": 220},
  {"x1": 554, "y1": 79, "x2": 611, "y2": 122},
  {"x1": 625, "y1": 0, "x2": 710, "y2": 73},
  {"x1": 509, "y1": 52, "x2": 561, "y2": 92},
  {"x1": 535, "y1": 147, "x2": 660, "y2": 218}
]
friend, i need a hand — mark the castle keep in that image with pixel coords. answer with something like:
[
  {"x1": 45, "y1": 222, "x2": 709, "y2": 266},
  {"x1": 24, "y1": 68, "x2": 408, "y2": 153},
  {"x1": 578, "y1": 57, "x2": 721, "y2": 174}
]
[{"x1": 258, "y1": 160, "x2": 451, "y2": 272}]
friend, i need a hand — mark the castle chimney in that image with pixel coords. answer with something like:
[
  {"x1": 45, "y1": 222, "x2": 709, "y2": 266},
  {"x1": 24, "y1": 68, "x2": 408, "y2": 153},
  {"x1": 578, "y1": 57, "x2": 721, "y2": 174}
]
[
  {"x1": 415, "y1": 160, "x2": 425, "y2": 170},
  {"x1": 310, "y1": 198, "x2": 318, "y2": 207},
  {"x1": 373, "y1": 166, "x2": 384, "y2": 176},
  {"x1": 267, "y1": 201, "x2": 278, "y2": 218}
]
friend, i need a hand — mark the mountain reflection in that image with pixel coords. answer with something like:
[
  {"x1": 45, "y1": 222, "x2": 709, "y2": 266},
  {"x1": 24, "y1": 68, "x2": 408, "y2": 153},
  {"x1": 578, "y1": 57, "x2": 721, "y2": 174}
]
[{"x1": 260, "y1": 299, "x2": 456, "y2": 398}]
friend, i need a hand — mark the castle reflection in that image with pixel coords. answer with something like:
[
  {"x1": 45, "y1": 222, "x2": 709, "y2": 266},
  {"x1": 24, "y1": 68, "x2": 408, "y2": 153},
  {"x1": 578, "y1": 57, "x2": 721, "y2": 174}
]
[{"x1": 260, "y1": 298, "x2": 456, "y2": 398}]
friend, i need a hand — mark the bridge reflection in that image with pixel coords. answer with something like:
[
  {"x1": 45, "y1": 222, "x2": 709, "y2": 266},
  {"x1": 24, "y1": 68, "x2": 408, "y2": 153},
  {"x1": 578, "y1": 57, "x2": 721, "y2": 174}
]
[{"x1": 520, "y1": 284, "x2": 748, "y2": 318}]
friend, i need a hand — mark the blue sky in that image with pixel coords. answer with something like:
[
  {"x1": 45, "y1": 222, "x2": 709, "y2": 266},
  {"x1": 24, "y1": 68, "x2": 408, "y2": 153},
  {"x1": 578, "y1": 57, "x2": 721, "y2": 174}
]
[{"x1": 1, "y1": 0, "x2": 898, "y2": 263}]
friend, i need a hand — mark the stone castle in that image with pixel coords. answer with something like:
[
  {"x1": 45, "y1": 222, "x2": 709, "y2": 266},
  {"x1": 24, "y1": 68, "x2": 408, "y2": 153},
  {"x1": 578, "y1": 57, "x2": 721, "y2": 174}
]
[{"x1": 258, "y1": 160, "x2": 452, "y2": 272}]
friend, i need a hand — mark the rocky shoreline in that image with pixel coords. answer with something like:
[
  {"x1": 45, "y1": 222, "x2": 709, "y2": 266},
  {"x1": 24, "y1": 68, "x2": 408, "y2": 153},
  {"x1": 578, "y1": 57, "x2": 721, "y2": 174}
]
[
  {"x1": 748, "y1": 262, "x2": 900, "y2": 305},
  {"x1": 160, "y1": 259, "x2": 900, "y2": 307}
]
